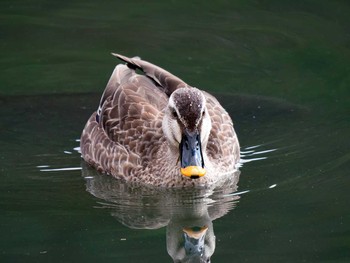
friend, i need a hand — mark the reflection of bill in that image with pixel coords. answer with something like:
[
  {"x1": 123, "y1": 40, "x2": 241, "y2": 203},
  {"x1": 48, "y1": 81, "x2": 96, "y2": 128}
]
[
  {"x1": 82, "y1": 162, "x2": 241, "y2": 262},
  {"x1": 183, "y1": 226, "x2": 208, "y2": 256},
  {"x1": 167, "y1": 212, "x2": 214, "y2": 262},
  {"x1": 168, "y1": 220, "x2": 213, "y2": 262}
]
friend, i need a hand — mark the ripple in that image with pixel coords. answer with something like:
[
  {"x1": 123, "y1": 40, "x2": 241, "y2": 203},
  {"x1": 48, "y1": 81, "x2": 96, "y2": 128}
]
[
  {"x1": 39, "y1": 167, "x2": 82, "y2": 172},
  {"x1": 239, "y1": 144, "x2": 278, "y2": 166}
]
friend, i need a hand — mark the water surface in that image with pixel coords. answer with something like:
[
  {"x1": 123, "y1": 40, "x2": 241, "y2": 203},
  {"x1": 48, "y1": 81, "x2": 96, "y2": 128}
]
[{"x1": 1, "y1": 1, "x2": 350, "y2": 262}]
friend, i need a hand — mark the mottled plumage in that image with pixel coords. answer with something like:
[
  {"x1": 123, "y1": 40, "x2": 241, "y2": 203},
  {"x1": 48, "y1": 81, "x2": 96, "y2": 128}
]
[{"x1": 80, "y1": 54, "x2": 240, "y2": 187}]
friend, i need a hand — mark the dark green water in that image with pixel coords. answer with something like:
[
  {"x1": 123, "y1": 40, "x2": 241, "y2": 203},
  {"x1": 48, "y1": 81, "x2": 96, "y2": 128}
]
[{"x1": 1, "y1": 1, "x2": 349, "y2": 262}]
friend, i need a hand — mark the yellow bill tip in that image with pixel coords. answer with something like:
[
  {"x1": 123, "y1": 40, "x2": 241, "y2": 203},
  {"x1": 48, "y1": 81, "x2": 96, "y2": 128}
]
[{"x1": 180, "y1": 166, "x2": 206, "y2": 177}]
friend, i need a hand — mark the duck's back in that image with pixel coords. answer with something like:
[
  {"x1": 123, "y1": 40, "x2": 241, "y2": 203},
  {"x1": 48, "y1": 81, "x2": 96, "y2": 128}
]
[{"x1": 100, "y1": 65, "x2": 168, "y2": 143}]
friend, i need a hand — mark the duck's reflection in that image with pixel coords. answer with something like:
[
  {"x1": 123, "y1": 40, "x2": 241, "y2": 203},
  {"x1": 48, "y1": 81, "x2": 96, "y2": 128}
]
[
  {"x1": 166, "y1": 206, "x2": 215, "y2": 263},
  {"x1": 81, "y1": 163, "x2": 241, "y2": 262}
]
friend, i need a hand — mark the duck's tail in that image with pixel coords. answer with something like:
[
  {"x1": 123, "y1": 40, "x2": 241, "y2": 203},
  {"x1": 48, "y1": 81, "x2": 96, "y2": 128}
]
[{"x1": 112, "y1": 53, "x2": 190, "y2": 97}]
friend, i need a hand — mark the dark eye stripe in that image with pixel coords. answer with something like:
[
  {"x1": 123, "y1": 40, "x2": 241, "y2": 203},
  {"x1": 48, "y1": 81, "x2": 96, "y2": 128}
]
[{"x1": 172, "y1": 109, "x2": 178, "y2": 118}]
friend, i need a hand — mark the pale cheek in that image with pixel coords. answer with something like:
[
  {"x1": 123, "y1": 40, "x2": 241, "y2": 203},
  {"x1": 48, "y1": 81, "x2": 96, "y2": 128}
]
[
  {"x1": 201, "y1": 116, "x2": 212, "y2": 143},
  {"x1": 162, "y1": 118, "x2": 181, "y2": 146},
  {"x1": 171, "y1": 120, "x2": 182, "y2": 143}
]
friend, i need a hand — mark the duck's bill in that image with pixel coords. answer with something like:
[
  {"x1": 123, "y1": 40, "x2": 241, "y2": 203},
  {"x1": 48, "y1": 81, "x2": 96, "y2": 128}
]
[
  {"x1": 180, "y1": 130, "x2": 206, "y2": 178},
  {"x1": 181, "y1": 166, "x2": 206, "y2": 178}
]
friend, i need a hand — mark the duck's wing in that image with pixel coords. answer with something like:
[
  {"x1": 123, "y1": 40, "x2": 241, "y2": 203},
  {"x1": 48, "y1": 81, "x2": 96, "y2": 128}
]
[
  {"x1": 81, "y1": 63, "x2": 169, "y2": 177},
  {"x1": 98, "y1": 64, "x2": 168, "y2": 149},
  {"x1": 204, "y1": 92, "x2": 240, "y2": 168},
  {"x1": 112, "y1": 53, "x2": 189, "y2": 96}
]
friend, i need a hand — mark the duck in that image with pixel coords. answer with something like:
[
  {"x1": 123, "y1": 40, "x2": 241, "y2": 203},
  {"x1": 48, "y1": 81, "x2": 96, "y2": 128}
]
[{"x1": 80, "y1": 54, "x2": 240, "y2": 187}]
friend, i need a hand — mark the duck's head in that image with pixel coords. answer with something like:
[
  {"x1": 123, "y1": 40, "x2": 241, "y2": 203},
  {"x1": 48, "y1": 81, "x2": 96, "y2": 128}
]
[{"x1": 162, "y1": 87, "x2": 212, "y2": 179}]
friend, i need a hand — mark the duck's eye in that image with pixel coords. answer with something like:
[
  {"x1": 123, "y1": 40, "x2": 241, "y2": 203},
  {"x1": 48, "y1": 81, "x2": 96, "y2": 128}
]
[
  {"x1": 202, "y1": 110, "x2": 205, "y2": 116},
  {"x1": 172, "y1": 110, "x2": 178, "y2": 119}
]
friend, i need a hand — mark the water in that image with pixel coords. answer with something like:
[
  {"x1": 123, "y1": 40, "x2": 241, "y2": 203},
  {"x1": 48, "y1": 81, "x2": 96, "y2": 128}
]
[{"x1": 1, "y1": 1, "x2": 350, "y2": 262}]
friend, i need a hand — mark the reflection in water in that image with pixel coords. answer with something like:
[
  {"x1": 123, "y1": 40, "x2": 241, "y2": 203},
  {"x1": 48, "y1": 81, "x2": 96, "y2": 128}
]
[{"x1": 81, "y1": 162, "x2": 240, "y2": 262}]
